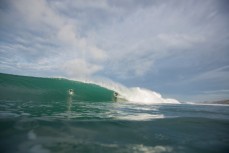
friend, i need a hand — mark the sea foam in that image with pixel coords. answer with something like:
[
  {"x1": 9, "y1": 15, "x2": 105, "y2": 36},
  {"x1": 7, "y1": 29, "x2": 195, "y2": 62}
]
[{"x1": 77, "y1": 78, "x2": 180, "y2": 104}]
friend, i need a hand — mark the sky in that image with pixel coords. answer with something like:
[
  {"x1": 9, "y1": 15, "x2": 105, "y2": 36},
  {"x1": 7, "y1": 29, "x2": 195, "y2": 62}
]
[{"x1": 0, "y1": 0, "x2": 229, "y2": 102}]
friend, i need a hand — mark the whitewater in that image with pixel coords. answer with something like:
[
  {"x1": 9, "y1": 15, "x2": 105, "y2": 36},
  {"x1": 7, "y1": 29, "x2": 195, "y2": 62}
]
[
  {"x1": 0, "y1": 73, "x2": 228, "y2": 153},
  {"x1": 76, "y1": 78, "x2": 180, "y2": 104}
]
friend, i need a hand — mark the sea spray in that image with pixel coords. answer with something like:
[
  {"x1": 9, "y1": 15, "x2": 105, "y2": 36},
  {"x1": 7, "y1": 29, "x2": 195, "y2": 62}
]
[{"x1": 78, "y1": 78, "x2": 180, "y2": 104}]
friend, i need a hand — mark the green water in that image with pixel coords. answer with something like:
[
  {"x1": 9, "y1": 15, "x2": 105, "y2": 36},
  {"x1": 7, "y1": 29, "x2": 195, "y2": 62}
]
[
  {"x1": 0, "y1": 73, "x2": 114, "y2": 102},
  {"x1": 0, "y1": 73, "x2": 229, "y2": 153}
]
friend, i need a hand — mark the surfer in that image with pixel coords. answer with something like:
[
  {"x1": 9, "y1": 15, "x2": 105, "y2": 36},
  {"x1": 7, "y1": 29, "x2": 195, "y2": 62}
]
[
  {"x1": 113, "y1": 92, "x2": 118, "y2": 102},
  {"x1": 68, "y1": 89, "x2": 74, "y2": 95},
  {"x1": 113, "y1": 92, "x2": 127, "y2": 102},
  {"x1": 113, "y1": 92, "x2": 118, "y2": 98}
]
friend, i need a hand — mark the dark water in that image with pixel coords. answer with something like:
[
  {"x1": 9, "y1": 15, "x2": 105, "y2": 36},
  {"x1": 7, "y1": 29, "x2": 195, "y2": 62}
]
[{"x1": 0, "y1": 73, "x2": 229, "y2": 153}]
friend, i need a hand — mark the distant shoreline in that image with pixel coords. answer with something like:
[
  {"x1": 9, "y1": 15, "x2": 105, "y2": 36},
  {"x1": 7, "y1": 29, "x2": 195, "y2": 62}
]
[{"x1": 202, "y1": 100, "x2": 229, "y2": 105}]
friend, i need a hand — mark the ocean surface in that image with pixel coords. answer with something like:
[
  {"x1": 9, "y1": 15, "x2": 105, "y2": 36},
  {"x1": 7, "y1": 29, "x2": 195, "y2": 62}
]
[{"x1": 0, "y1": 73, "x2": 228, "y2": 153}]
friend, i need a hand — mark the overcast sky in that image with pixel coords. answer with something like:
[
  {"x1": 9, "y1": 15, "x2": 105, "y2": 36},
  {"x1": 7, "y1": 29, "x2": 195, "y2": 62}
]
[{"x1": 0, "y1": 0, "x2": 229, "y2": 102}]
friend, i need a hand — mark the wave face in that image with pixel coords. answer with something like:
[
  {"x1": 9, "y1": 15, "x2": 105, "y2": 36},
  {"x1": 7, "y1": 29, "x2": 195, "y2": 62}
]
[
  {"x1": 0, "y1": 73, "x2": 114, "y2": 102},
  {"x1": 0, "y1": 73, "x2": 180, "y2": 104}
]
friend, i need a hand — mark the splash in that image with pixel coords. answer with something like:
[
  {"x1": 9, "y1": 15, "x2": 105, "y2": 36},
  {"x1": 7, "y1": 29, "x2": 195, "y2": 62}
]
[{"x1": 79, "y1": 78, "x2": 180, "y2": 104}]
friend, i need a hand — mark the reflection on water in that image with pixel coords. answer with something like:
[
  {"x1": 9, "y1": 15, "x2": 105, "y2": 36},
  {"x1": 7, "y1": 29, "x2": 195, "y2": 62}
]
[
  {"x1": 67, "y1": 95, "x2": 72, "y2": 119},
  {"x1": 1, "y1": 98, "x2": 229, "y2": 121}
]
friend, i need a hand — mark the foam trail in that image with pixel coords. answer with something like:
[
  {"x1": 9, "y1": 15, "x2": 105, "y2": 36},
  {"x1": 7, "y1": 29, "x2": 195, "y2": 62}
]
[{"x1": 76, "y1": 78, "x2": 180, "y2": 104}]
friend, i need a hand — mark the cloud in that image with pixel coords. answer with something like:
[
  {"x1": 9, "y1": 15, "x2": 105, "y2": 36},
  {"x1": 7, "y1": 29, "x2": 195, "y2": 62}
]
[
  {"x1": 158, "y1": 33, "x2": 205, "y2": 48},
  {"x1": 0, "y1": 0, "x2": 229, "y2": 101},
  {"x1": 0, "y1": 0, "x2": 108, "y2": 77},
  {"x1": 89, "y1": 0, "x2": 227, "y2": 79},
  {"x1": 187, "y1": 65, "x2": 229, "y2": 84},
  {"x1": 62, "y1": 59, "x2": 103, "y2": 77},
  {"x1": 10, "y1": 0, "x2": 63, "y2": 28},
  {"x1": 57, "y1": 24, "x2": 78, "y2": 44}
]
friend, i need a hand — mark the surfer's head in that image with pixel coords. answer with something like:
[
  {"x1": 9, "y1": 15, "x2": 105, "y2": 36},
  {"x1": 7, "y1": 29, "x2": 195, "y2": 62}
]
[
  {"x1": 114, "y1": 92, "x2": 118, "y2": 97},
  {"x1": 68, "y1": 89, "x2": 74, "y2": 95}
]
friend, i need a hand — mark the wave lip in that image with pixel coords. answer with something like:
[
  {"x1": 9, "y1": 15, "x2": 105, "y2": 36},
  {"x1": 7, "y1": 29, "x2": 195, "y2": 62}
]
[{"x1": 81, "y1": 79, "x2": 180, "y2": 104}]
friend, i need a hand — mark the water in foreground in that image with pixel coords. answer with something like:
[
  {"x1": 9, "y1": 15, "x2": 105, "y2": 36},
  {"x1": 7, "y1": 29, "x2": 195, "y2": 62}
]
[{"x1": 0, "y1": 73, "x2": 228, "y2": 153}]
